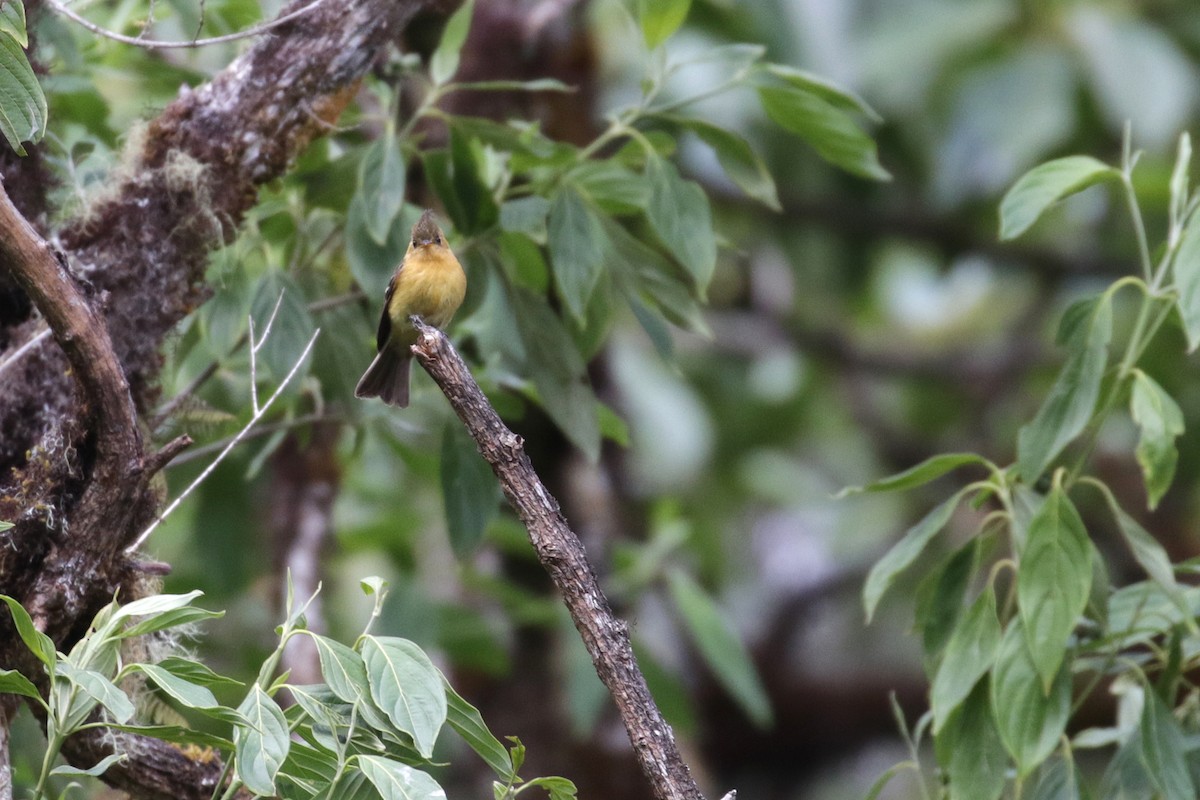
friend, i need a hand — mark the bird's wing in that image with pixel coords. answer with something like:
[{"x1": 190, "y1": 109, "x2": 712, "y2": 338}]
[{"x1": 376, "y1": 269, "x2": 399, "y2": 351}]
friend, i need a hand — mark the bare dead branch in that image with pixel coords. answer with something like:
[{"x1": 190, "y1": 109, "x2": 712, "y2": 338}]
[{"x1": 409, "y1": 318, "x2": 712, "y2": 800}]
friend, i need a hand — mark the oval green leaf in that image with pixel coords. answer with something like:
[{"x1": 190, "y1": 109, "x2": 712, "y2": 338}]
[
  {"x1": 361, "y1": 635, "x2": 447, "y2": 758},
  {"x1": 991, "y1": 620, "x2": 1071, "y2": 777},
  {"x1": 1130, "y1": 370, "x2": 1184, "y2": 509},
  {"x1": 234, "y1": 685, "x2": 290, "y2": 797},
  {"x1": 999, "y1": 155, "x2": 1117, "y2": 240}
]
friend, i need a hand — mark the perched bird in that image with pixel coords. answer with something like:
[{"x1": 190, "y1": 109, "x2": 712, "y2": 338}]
[{"x1": 355, "y1": 209, "x2": 466, "y2": 407}]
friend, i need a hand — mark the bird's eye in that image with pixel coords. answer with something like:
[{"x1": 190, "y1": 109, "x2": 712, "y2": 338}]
[
  {"x1": 411, "y1": 239, "x2": 417, "y2": 247},
  {"x1": 434, "y1": 235, "x2": 441, "y2": 245}
]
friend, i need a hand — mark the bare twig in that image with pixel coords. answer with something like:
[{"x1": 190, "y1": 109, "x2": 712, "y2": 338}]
[
  {"x1": 166, "y1": 411, "x2": 344, "y2": 467},
  {"x1": 45, "y1": 0, "x2": 331, "y2": 50},
  {"x1": 128, "y1": 328, "x2": 320, "y2": 553},
  {"x1": 0, "y1": 327, "x2": 50, "y2": 379},
  {"x1": 409, "y1": 318, "x2": 711, "y2": 800},
  {"x1": 0, "y1": 700, "x2": 11, "y2": 800}
]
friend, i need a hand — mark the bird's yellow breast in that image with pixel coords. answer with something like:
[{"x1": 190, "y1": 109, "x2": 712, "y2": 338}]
[{"x1": 386, "y1": 245, "x2": 467, "y2": 335}]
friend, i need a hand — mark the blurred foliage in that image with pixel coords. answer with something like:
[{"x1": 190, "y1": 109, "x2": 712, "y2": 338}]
[{"x1": 15, "y1": 0, "x2": 1200, "y2": 796}]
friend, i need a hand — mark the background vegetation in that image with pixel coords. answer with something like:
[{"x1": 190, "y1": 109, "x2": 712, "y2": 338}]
[{"x1": 7, "y1": 0, "x2": 1200, "y2": 798}]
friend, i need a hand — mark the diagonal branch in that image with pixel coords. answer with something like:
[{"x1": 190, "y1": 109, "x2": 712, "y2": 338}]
[{"x1": 409, "y1": 318, "x2": 713, "y2": 800}]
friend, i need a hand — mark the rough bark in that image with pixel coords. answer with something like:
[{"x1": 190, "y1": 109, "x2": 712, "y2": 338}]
[
  {"x1": 0, "y1": 0, "x2": 457, "y2": 794},
  {"x1": 410, "y1": 318, "x2": 711, "y2": 800}
]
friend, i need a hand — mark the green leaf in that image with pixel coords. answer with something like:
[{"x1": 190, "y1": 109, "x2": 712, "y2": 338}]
[
  {"x1": 0, "y1": 32, "x2": 46, "y2": 156},
  {"x1": 441, "y1": 420, "x2": 501, "y2": 557},
  {"x1": 931, "y1": 585, "x2": 1002, "y2": 732},
  {"x1": 346, "y1": 197, "x2": 414, "y2": 298},
  {"x1": 360, "y1": 635, "x2": 447, "y2": 758},
  {"x1": 113, "y1": 590, "x2": 204, "y2": 621},
  {"x1": 358, "y1": 133, "x2": 407, "y2": 246},
  {"x1": 108, "y1": 722, "x2": 234, "y2": 750},
  {"x1": 1027, "y1": 756, "x2": 1081, "y2": 800},
  {"x1": 155, "y1": 656, "x2": 244, "y2": 689},
  {"x1": 839, "y1": 452, "x2": 986, "y2": 497},
  {"x1": 0, "y1": 520, "x2": 12, "y2": 531},
  {"x1": 635, "y1": 0, "x2": 691, "y2": 48},
  {"x1": 998, "y1": 156, "x2": 1117, "y2": 240},
  {"x1": 0, "y1": 668, "x2": 41, "y2": 701},
  {"x1": 512, "y1": 288, "x2": 601, "y2": 461},
  {"x1": 1172, "y1": 204, "x2": 1200, "y2": 351},
  {"x1": 443, "y1": 677, "x2": 513, "y2": 779},
  {"x1": 430, "y1": 0, "x2": 475, "y2": 85},
  {"x1": 60, "y1": 663, "x2": 135, "y2": 724},
  {"x1": 666, "y1": 116, "x2": 780, "y2": 210},
  {"x1": 357, "y1": 755, "x2": 445, "y2": 800},
  {"x1": 0, "y1": 0, "x2": 28, "y2": 48},
  {"x1": 499, "y1": 196, "x2": 550, "y2": 242},
  {"x1": 547, "y1": 184, "x2": 609, "y2": 321},
  {"x1": 51, "y1": 752, "x2": 124, "y2": 778},
  {"x1": 0, "y1": 594, "x2": 56, "y2": 667},
  {"x1": 918, "y1": 540, "x2": 978, "y2": 663},
  {"x1": 569, "y1": 161, "x2": 649, "y2": 215},
  {"x1": 936, "y1": 679, "x2": 1007, "y2": 800},
  {"x1": 451, "y1": 78, "x2": 573, "y2": 93},
  {"x1": 758, "y1": 84, "x2": 890, "y2": 181},
  {"x1": 761, "y1": 63, "x2": 882, "y2": 123},
  {"x1": 234, "y1": 685, "x2": 290, "y2": 797},
  {"x1": 1140, "y1": 687, "x2": 1194, "y2": 800},
  {"x1": 122, "y1": 606, "x2": 224, "y2": 638},
  {"x1": 250, "y1": 272, "x2": 317, "y2": 383},
  {"x1": 1017, "y1": 485, "x2": 1092, "y2": 691},
  {"x1": 644, "y1": 155, "x2": 718, "y2": 295},
  {"x1": 133, "y1": 663, "x2": 219, "y2": 709},
  {"x1": 313, "y1": 634, "x2": 370, "y2": 705},
  {"x1": 1016, "y1": 292, "x2": 1112, "y2": 483},
  {"x1": 1129, "y1": 370, "x2": 1184, "y2": 509},
  {"x1": 1169, "y1": 132, "x2": 1191, "y2": 226},
  {"x1": 863, "y1": 487, "x2": 971, "y2": 622},
  {"x1": 522, "y1": 775, "x2": 579, "y2": 800},
  {"x1": 991, "y1": 620, "x2": 1071, "y2": 777},
  {"x1": 666, "y1": 569, "x2": 771, "y2": 727},
  {"x1": 1091, "y1": 482, "x2": 1182, "y2": 608}
]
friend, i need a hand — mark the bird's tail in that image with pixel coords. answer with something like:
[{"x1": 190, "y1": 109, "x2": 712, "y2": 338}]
[{"x1": 354, "y1": 350, "x2": 412, "y2": 407}]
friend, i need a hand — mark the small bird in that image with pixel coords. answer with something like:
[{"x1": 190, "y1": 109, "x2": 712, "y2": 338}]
[{"x1": 355, "y1": 209, "x2": 467, "y2": 407}]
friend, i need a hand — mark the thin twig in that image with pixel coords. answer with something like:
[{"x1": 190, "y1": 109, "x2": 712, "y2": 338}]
[
  {"x1": 44, "y1": 0, "x2": 330, "y2": 50},
  {"x1": 127, "y1": 328, "x2": 320, "y2": 553},
  {"x1": 0, "y1": 700, "x2": 12, "y2": 800},
  {"x1": 167, "y1": 411, "x2": 343, "y2": 467},
  {"x1": 0, "y1": 328, "x2": 50, "y2": 379},
  {"x1": 409, "y1": 318, "x2": 712, "y2": 800}
]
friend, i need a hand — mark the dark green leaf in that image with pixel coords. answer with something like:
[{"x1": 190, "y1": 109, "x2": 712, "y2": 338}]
[
  {"x1": 999, "y1": 156, "x2": 1117, "y2": 240},
  {"x1": 547, "y1": 184, "x2": 609, "y2": 321},
  {"x1": 761, "y1": 63, "x2": 882, "y2": 123},
  {"x1": 936, "y1": 679, "x2": 1007, "y2": 800},
  {"x1": 358, "y1": 133, "x2": 407, "y2": 246},
  {"x1": 109, "y1": 723, "x2": 234, "y2": 750},
  {"x1": 250, "y1": 271, "x2": 317, "y2": 383},
  {"x1": 522, "y1": 775, "x2": 578, "y2": 800},
  {"x1": 512, "y1": 288, "x2": 601, "y2": 460},
  {"x1": 1091, "y1": 481, "x2": 1182, "y2": 604},
  {"x1": 839, "y1": 452, "x2": 986, "y2": 497},
  {"x1": 1017, "y1": 485, "x2": 1092, "y2": 691},
  {"x1": 346, "y1": 197, "x2": 416, "y2": 298},
  {"x1": 863, "y1": 487, "x2": 971, "y2": 622},
  {"x1": 569, "y1": 160, "x2": 649, "y2": 215},
  {"x1": 443, "y1": 677, "x2": 513, "y2": 779},
  {"x1": 991, "y1": 620, "x2": 1071, "y2": 777},
  {"x1": 1130, "y1": 369, "x2": 1184, "y2": 509},
  {"x1": 0, "y1": 594, "x2": 56, "y2": 667},
  {"x1": 1140, "y1": 687, "x2": 1194, "y2": 800},
  {"x1": 0, "y1": 33, "x2": 46, "y2": 156},
  {"x1": 931, "y1": 585, "x2": 1001, "y2": 732},
  {"x1": 1016, "y1": 292, "x2": 1112, "y2": 483},
  {"x1": 441, "y1": 420, "x2": 501, "y2": 557},
  {"x1": 122, "y1": 606, "x2": 224, "y2": 638},
  {"x1": 644, "y1": 155, "x2": 718, "y2": 295},
  {"x1": 666, "y1": 116, "x2": 780, "y2": 210},
  {"x1": 635, "y1": 0, "x2": 690, "y2": 48},
  {"x1": 667, "y1": 569, "x2": 771, "y2": 727},
  {"x1": 499, "y1": 196, "x2": 550, "y2": 242},
  {"x1": 360, "y1": 635, "x2": 447, "y2": 758},
  {"x1": 430, "y1": 0, "x2": 475, "y2": 85},
  {"x1": 0, "y1": 668, "x2": 41, "y2": 701},
  {"x1": 918, "y1": 541, "x2": 978, "y2": 663},
  {"x1": 758, "y1": 84, "x2": 890, "y2": 180}
]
